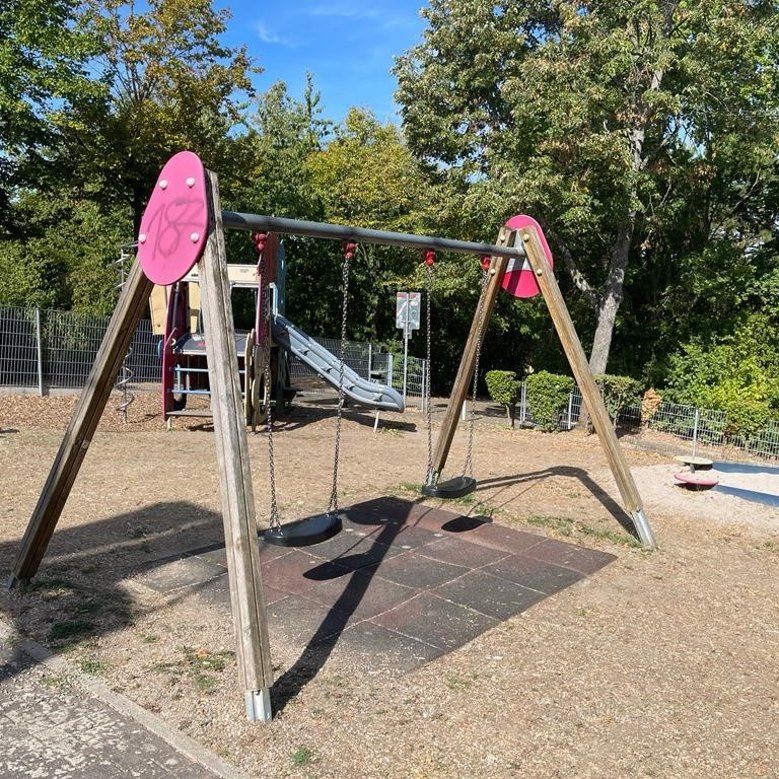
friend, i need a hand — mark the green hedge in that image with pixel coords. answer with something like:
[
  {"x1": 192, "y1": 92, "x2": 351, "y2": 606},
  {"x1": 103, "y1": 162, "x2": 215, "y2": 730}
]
[
  {"x1": 526, "y1": 371, "x2": 574, "y2": 431},
  {"x1": 485, "y1": 370, "x2": 521, "y2": 427},
  {"x1": 594, "y1": 374, "x2": 643, "y2": 428}
]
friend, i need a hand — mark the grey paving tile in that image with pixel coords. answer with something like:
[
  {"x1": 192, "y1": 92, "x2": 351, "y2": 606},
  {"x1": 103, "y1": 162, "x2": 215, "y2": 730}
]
[
  {"x1": 433, "y1": 569, "x2": 546, "y2": 620},
  {"x1": 266, "y1": 594, "x2": 346, "y2": 645},
  {"x1": 448, "y1": 522, "x2": 545, "y2": 554},
  {"x1": 371, "y1": 591, "x2": 499, "y2": 651},
  {"x1": 334, "y1": 622, "x2": 443, "y2": 672},
  {"x1": 373, "y1": 551, "x2": 469, "y2": 590},
  {"x1": 134, "y1": 557, "x2": 226, "y2": 594},
  {"x1": 384, "y1": 524, "x2": 442, "y2": 551},
  {"x1": 298, "y1": 568, "x2": 416, "y2": 622},
  {"x1": 523, "y1": 537, "x2": 616, "y2": 574},
  {"x1": 485, "y1": 554, "x2": 584, "y2": 595},
  {"x1": 0, "y1": 656, "x2": 229, "y2": 779},
  {"x1": 417, "y1": 536, "x2": 511, "y2": 569}
]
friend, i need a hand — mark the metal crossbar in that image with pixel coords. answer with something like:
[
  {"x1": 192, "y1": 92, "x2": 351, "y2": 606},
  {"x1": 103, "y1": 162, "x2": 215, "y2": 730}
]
[{"x1": 222, "y1": 212, "x2": 526, "y2": 260}]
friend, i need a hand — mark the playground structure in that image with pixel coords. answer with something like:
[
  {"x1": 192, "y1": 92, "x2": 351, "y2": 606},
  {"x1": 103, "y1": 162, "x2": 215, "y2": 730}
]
[
  {"x1": 148, "y1": 233, "x2": 403, "y2": 426},
  {"x1": 8, "y1": 151, "x2": 656, "y2": 723}
]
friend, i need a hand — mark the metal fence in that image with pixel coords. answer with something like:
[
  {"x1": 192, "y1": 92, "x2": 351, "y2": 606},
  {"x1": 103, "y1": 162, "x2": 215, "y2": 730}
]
[
  {"x1": 0, "y1": 306, "x2": 426, "y2": 407},
  {"x1": 512, "y1": 383, "x2": 779, "y2": 461},
  {"x1": 0, "y1": 305, "x2": 161, "y2": 392}
]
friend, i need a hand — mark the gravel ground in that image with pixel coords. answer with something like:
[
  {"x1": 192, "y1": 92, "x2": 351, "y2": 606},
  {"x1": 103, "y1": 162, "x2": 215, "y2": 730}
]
[{"x1": 1, "y1": 390, "x2": 778, "y2": 779}]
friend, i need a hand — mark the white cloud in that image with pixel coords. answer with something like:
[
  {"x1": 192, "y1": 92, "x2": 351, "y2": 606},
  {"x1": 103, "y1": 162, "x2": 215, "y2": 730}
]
[{"x1": 255, "y1": 22, "x2": 299, "y2": 47}]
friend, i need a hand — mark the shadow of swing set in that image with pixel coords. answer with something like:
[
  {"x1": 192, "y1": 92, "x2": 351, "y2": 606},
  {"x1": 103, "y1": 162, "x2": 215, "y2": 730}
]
[{"x1": 7, "y1": 151, "x2": 657, "y2": 723}]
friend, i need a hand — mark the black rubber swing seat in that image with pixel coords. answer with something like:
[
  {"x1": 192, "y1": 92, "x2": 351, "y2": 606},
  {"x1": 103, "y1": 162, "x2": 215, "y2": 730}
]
[
  {"x1": 263, "y1": 512, "x2": 343, "y2": 547},
  {"x1": 421, "y1": 476, "x2": 477, "y2": 500}
]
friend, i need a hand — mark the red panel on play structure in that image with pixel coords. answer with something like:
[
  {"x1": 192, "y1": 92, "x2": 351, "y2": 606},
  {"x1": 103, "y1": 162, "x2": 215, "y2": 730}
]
[
  {"x1": 137, "y1": 151, "x2": 209, "y2": 285},
  {"x1": 501, "y1": 214, "x2": 554, "y2": 299}
]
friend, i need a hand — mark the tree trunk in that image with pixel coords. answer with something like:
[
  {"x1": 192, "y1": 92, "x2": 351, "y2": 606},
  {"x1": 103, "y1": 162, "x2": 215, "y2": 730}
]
[
  {"x1": 589, "y1": 217, "x2": 635, "y2": 374},
  {"x1": 578, "y1": 218, "x2": 634, "y2": 431}
]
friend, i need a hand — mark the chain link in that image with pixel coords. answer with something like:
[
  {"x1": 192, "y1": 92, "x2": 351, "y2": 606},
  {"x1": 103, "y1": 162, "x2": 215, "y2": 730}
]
[
  {"x1": 424, "y1": 262, "x2": 435, "y2": 486},
  {"x1": 257, "y1": 250, "x2": 282, "y2": 532},
  {"x1": 463, "y1": 265, "x2": 490, "y2": 477},
  {"x1": 328, "y1": 246, "x2": 352, "y2": 515}
]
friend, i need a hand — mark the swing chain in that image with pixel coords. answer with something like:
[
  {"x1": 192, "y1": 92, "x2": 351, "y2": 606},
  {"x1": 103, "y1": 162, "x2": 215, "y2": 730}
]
[
  {"x1": 424, "y1": 251, "x2": 435, "y2": 486},
  {"x1": 328, "y1": 241, "x2": 355, "y2": 515},
  {"x1": 255, "y1": 242, "x2": 282, "y2": 532},
  {"x1": 463, "y1": 260, "x2": 490, "y2": 477}
]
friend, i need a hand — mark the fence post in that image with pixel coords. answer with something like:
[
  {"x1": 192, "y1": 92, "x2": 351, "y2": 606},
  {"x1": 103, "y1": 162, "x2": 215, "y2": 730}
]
[
  {"x1": 692, "y1": 408, "x2": 700, "y2": 458},
  {"x1": 35, "y1": 307, "x2": 44, "y2": 397},
  {"x1": 566, "y1": 391, "x2": 574, "y2": 430},
  {"x1": 419, "y1": 357, "x2": 426, "y2": 413},
  {"x1": 520, "y1": 381, "x2": 527, "y2": 425}
]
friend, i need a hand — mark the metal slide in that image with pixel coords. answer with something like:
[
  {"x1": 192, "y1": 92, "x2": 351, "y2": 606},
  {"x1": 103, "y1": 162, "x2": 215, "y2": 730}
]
[{"x1": 271, "y1": 314, "x2": 405, "y2": 412}]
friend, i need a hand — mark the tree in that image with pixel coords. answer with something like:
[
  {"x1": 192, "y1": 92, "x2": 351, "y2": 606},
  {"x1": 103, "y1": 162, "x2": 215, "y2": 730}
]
[
  {"x1": 395, "y1": 0, "x2": 779, "y2": 376},
  {"x1": 0, "y1": 192, "x2": 129, "y2": 313},
  {"x1": 0, "y1": 0, "x2": 99, "y2": 235},
  {"x1": 306, "y1": 108, "x2": 435, "y2": 342},
  {"x1": 57, "y1": 0, "x2": 257, "y2": 229}
]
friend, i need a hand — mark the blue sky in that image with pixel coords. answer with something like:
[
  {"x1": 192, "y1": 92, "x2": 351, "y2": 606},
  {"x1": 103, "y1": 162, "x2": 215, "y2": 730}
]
[{"x1": 218, "y1": 1, "x2": 428, "y2": 124}]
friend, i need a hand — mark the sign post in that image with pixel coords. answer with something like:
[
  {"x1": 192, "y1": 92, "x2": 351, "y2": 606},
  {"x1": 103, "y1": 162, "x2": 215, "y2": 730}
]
[{"x1": 396, "y1": 291, "x2": 421, "y2": 401}]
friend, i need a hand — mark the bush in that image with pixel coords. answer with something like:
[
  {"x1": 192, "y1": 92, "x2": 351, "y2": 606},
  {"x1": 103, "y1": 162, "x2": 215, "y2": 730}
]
[
  {"x1": 526, "y1": 371, "x2": 574, "y2": 432},
  {"x1": 485, "y1": 370, "x2": 521, "y2": 427},
  {"x1": 640, "y1": 388, "x2": 663, "y2": 425},
  {"x1": 594, "y1": 374, "x2": 643, "y2": 428}
]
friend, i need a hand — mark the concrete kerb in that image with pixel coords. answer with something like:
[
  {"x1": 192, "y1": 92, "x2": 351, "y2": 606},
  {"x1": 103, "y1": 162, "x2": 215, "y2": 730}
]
[{"x1": 0, "y1": 618, "x2": 250, "y2": 779}]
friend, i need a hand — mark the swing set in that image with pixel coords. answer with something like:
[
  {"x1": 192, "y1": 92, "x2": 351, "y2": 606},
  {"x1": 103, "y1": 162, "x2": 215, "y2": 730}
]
[{"x1": 8, "y1": 151, "x2": 656, "y2": 723}]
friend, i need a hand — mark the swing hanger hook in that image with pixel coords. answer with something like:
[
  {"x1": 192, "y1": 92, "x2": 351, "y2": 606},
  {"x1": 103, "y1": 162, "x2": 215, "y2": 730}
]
[
  {"x1": 342, "y1": 240, "x2": 357, "y2": 261},
  {"x1": 480, "y1": 255, "x2": 491, "y2": 272},
  {"x1": 424, "y1": 249, "x2": 436, "y2": 267},
  {"x1": 252, "y1": 231, "x2": 268, "y2": 255}
]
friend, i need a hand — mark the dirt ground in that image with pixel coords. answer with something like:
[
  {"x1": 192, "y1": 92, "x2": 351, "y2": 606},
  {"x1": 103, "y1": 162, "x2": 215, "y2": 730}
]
[{"x1": 1, "y1": 390, "x2": 778, "y2": 779}]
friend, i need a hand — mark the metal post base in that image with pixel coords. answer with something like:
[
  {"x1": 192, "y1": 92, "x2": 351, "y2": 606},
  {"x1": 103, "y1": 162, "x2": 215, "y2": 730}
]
[
  {"x1": 630, "y1": 508, "x2": 657, "y2": 550},
  {"x1": 245, "y1": 688, "x2": 272, "y2": 722}
]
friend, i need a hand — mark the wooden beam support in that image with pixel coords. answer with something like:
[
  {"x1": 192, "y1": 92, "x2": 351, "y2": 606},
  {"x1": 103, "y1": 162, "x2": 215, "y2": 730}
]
[
  {"x1": 428, "y1": 227, "x2": 514, "y2": 482},
  {"x1": 8, "y1": 262, "x2": 154, "y2": 589},
  {"x1": 519, "y1": 226, "x2": 657, "y2": 549},
  {"x1": 199, "y1": 170, "x2": 274, "y2": 721}
]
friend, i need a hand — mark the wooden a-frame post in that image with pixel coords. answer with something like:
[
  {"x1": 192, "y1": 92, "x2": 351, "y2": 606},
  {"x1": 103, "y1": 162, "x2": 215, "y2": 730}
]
[
  {"x1": 8, "y1": 157, "x2": 275, "y2": 720},
  {"x1": 7, "y1": 260, "x2": 154, "y2": 587},
  {"x1": 198, "y1": 170, "x2": 273, "y2": 720},
  {"x1": 429, "y1": 225, "x2": 656, "y2": 549},
  {"x1": 427, "y1": 227, "x2": 512, "y2": 478}
]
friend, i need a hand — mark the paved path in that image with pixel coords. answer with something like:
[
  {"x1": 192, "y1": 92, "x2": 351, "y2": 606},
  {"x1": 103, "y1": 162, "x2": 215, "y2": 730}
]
[{"x1": 0, "y1": 621, "x2": 247, "y2": 779}]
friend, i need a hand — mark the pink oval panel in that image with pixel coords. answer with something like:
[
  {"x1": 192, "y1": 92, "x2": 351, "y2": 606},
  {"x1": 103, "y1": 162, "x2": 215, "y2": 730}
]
[
  {"x1": 500, "y1": 214, "x2": 554, "y2": 299},
  {"x1": 137, "y1": 151, "x2": 209, "y2": 285}
]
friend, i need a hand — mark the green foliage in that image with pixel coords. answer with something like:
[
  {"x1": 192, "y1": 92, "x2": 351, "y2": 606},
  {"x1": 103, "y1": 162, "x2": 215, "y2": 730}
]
[
  {"x1": 664, "y1": 315, "x2": 779, "y2": 436},
  {"x1": 485, "y1": 369, "x2": 521, "y2": 427},
  {"x1": 0, "y1": 0, "x2": 101, "y2": 234},
  {"x1": 306, "y1": 108, "x2": 431, "y2": 343},
  {"x1": 395, "y1": 0, "x2": 779, "y2": 375},
  {"x1": 57, "y1": 0, "x2": 258, "y2": 225},
  {"x1": 526, "y1": 370, "x2": 574, "y2": 432},
  {"x1": 0, "y1": 194, "x2": 129, "y2": 314},
  {"x1": 594, "y1": 374, "x2": 643, "y2": 427},
  {"x1": 292, "y1": 747, "x2": 314, "y2": 767},
  {"x1": 485, "y1": 370, "x2": 520, "y2": 407}
]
